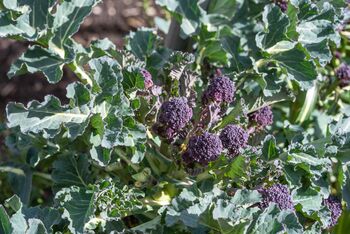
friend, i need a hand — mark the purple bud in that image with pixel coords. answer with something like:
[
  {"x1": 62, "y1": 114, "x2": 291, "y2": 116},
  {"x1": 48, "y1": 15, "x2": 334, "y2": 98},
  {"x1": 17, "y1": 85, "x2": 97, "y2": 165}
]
[
  {"x1": 154, "y1": 97, "x2": 192, "y2": 139},
  {"x1": 249, "y1": 106, "x2": 273, "y2": 128},
  {"x1": 258, "y1": 184, "x2": 294, "y2": 211},
  {"x1": 274, "y1": 0, "x2": 288, "y2": 12},
  {"x1": 183, "y1": 132, "x2": 223, "y2": 165},
  {"x1": 323, "y1": 196, "x2": 342, "y2": 228},
  {"x1": 336, "y1": 64, "x2": 350, "y2": 87},
  {"x1": 220, "y1": 125, "x2": 249, "y2": 157},
  {"x1": 202, "y1": 76, "x2": 235, "y2": 104}
]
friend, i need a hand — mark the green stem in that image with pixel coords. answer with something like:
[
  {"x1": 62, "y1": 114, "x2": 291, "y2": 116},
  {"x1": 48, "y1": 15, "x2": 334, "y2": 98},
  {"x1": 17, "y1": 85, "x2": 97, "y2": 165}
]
[
  {"x1": 33, "y1": 172, "x2": 52, "y2": 181},
  {"x1": 115, "y1": 148, "x2": 140, "y2": 172},
  {"x1": 68, "y1": 61, "x2": 93, "y2": 86},
  {"x1": 160, "y1": 142, "x2": 170, "y2": 158}
]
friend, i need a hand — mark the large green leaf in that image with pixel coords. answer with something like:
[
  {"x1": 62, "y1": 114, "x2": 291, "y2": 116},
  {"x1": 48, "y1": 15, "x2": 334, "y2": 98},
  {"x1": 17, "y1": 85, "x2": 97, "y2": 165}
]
[
  {"x1": 272, "y1": 45, "x2": 317, "y2": 90},
  {"x1": 0, "y1": 11, "x2": 35, "y2": 38},
  {"x1": 101, "y1": 114, "x2": 146, "y2": 148},
  {"x1": 127, "y1": 28, "x2": 159, "y2": 60},
  {"x1": 50, "y1": 0, "x2": 101, "y2": 49},
  {"x1": 6, "y1": 95, "x2": 90, "y2": 139},
  {"x1": 4, "y1": 195, "x2": 61, "y2": 234},
  {"x1": 294, "y1": 0, "x2": 340, "y2": 66},
  {"x1": 52, "y1": 154, "x2": 92, "y2": 191},
  {"x1": 221, "y1": 35, "x2": 252, "y2": 72},
  {"x1": 0, "y1": 163, "x2": 32, "y2": 205},
  {"x1": 8, "y1": 46, "x2": 67, "y2": 83},
  {"x1": 292, "y1": 187, "x2": 323, "y2": 214},
  {"x1": 89, "y1": 57, "x2": 123, "y2": 104},
  {"x1": 55, "y1": 187, "x2": 96, "y2": 234},
  {"x1": 156, "y1": 0, "x2": 201, "y2": 35},
  {"x1": 256, "y1": 5, "x2": 290, "y2": 50}
]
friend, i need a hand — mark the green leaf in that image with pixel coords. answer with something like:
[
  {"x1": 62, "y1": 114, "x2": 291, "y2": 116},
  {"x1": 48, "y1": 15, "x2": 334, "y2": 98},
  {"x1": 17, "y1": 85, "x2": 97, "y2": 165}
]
[
  {"x1": 224, "y1": 156, "x2": 248, "y2": 183},
  {"x1": 221, "y1": 35, "x2": 252, "y2": 72},
  {"x1": 8, "y1": 46, "x2": 67, "y2": 83},
  {"x1": 272, "y1": 45, "x2": 317, "y2": 90},
  {"x1": 122, "y1": 69, "x2": 145, "y2": 91},
  {"x1": 127, "y1": 28, "x2": 159, "y2": 60},
  {"x1": 262, "y1": 135, "x2": 279, "y2": 161},
  {"x1": 292, "y1": 187, "x2": 322, "y2": 214},
  {"x1": 231, "y1": 190, "x2": 261, "y2": 207},
  {"x1": 3, "y1": 0, "x2": 55, "y2": 33},
  {"x1": 250, "y1": 204, "x2": 302, "y2": 233},
  {"x1": 131, "y1": 216, "x2": 162, "y2": 232},
  {"x1": 156, "y1": 0, "x2": 201, "y2": 35},
  {"x1": 0, "y1": 11, "x2": 35, "y2": 38},
  {"x1": 56, "y1": 186, "x2": 96, "y2": 234},
  {"x1": 52, "y1": 154, "x2": 92, "y2": 191},
  {"x1": 51, "y1": 0, "x2": 101, "y2": 49},
  {"x1": 295, "y1": 1, "x2": 340, "y2": 66},
  {"x1": 89, "y1": 57, "x2": 122, "y2": 104},
  {"x1": 207, "y1": 0, "x2": 237, "y2": 18},
  {"x1": 66, "y1": 82, "x2": 91, "y2": 106},
  {"x1": 256, "y1": 5, "x2": 290, "y2": 50},
  {"x1": 286, "y1": 152, "x2": 331, "y2": 167},
  {"x1": 0, "y1": 205, "x2": 12, "y2": 234},
  {"x1": 250, "y1": 205, "x2": 284, "y2": 233},
  {"x1": 24, "y1": 207, "x2": 61, "y2": 233},
  {"x1": 0, "y1": 163, "x2": 32, "y2": 205},
  {"x1": 90, "y1": 145, "x2": 112, "y2": 167},
  {"x1": 102, "y1": 114, "x2": 146, "y2": 148},
  {"x1": 6, "y1": 95, "x2": 90, "y2": 139},
  {"x1": 4, "y1": 195, "x2": 61, "y2": 233}
]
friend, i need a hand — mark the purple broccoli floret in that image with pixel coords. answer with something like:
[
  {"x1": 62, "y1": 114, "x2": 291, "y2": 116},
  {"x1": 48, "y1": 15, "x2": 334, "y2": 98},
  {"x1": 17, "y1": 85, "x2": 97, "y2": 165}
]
[
  {"x1": 249, "y1": 106, "x2": 273, "y2": 128},
  {"x1": 182, "y1": 132, "x2": 223, "y2": 166},
  {"x1": 323, "y1": 196, "x2": 342, "y2": 228},
  {"x1": 153, "y1": 97, "x2": 192, "y2": 139},
  {"x1": 202, "y1": 76, "x2": 235, "y2": 104},
  {"x1": 140, "y1": 68, "x2": 153, "y2": 89},
  {"x1": 258, "y1": 184, "x2": 294, "y2": 211},
  {"x1": 220, "y1": 125, "x2": 249, "y2": 157},
  {"x1": 336, "y1": 64, "x2": 350, "y2": 87},
  {"x1": 274, "y1": 0, "x2": 288, "y2": 12}
]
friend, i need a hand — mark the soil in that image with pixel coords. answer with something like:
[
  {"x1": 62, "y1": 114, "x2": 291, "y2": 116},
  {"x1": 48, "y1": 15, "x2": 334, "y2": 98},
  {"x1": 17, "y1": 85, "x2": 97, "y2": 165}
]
[{"x1": 0, "y1": 0, "x2": 163, "y2": 119}]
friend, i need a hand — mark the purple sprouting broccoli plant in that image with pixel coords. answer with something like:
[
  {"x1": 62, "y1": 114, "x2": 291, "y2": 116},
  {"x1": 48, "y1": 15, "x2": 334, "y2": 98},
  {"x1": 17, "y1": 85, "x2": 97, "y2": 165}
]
[
  {"x1": 274, "y1": 0, "x2": 288, "y2": 12},
  {"x1": 153, "y1": 97, "x2": 192, "y2": 139},
  {"x1": 336, "y1": 63, "x2": 350, "y2": 87},
  {"x1": 140, "y1": 68, "x2": 153, "y2": 89},
  {"x1": 258, "y1": 184, "x2": 294, "y2": 211},
  {"x1": 202, "y1": 76, "x2": 235, "y2": 105},
  {"x1": 323, "y1": 196, "x2": 342, "y2": 228},
  {"x1": 249, "y1": 106, "x2": 274, "y2": 128},
  {"x1": 182, "y1": 132, "x2": 223, "y2": 166},
  {"x1": 220, "y1": 125, "x2": 249, "y2": 157}
]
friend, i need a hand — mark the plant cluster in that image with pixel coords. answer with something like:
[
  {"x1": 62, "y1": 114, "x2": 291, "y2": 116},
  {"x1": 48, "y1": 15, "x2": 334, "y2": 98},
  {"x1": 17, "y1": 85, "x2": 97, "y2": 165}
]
[{"x1": 0, "y1": 0, "x2": 350, "y2": 233}]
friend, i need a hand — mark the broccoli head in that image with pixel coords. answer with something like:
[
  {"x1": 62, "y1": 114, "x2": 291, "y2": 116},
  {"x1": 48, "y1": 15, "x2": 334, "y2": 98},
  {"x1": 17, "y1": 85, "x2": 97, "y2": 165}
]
[
  {"x1": 202, "y1": 76, "x2": 235, "y2": 104},
  {"x1": 259, "y1": 184, "x2": 294, "y2": 211},
  {"x1": 140, "y1": 68, "x2": 153, "y2": 89},
  {"x1": 220, "y1": 124, "x2": 249, "y2": 157},
  {"x1": 336, "y1": 63, "x2": 350, "y2": 87},
  {"x1": 153, "y1": 97, "x2": 192, "y2": 139},
  {"x1": 249, "y1": 106, "x2": 273, "y2": 128},
  {"x1": 182, "y1": 132, "x2": 223, "y2": 165},
  {"x1": 323, "y1": 196, "x2": 342, "y2": 228}
]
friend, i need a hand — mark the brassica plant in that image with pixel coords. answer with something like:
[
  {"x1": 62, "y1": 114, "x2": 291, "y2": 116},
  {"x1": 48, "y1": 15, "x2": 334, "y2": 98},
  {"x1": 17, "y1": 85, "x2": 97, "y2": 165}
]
[{"x1": 0, "y1": 0, "x2": 349, "y2": 233}]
